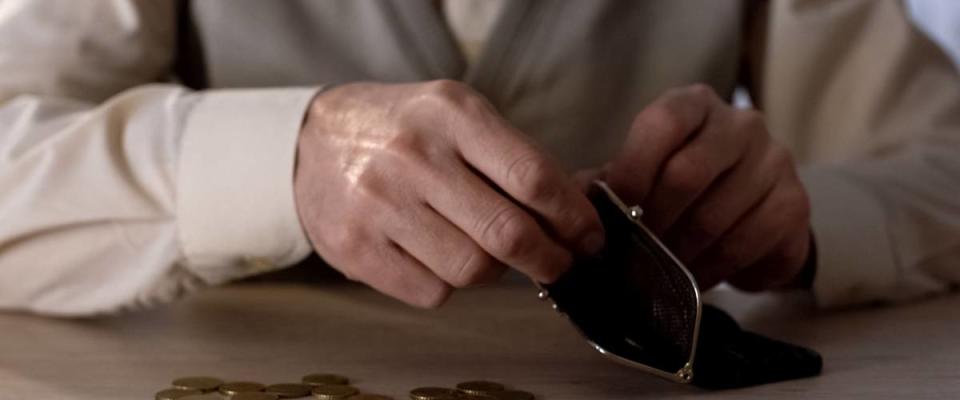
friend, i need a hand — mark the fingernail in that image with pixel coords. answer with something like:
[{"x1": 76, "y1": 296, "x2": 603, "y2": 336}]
[{"x1": 581, "y1": 231, "x2": 606, "y2": 254}]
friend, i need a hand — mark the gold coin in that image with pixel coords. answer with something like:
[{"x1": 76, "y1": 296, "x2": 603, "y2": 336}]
[
  {"x1": 302, "y1": 373, "x2": 350, "y2": 386},
  {"x1": 178, "y1": 395, "x2": 223, "y2": 400},
  {"x1": 491, "y1": 390, "x2": 535, "y2": 400},
  {"x1": 155, "y1": 388, "x2": 202, "y2": 400},
  {"x1": 408, "y1": 387, "x2": 458, "y2": 400},
  {"x1": 172, "y1": 377, "x2": 223, "y2": 392},
  {"x1": 264, "y1": 383, "x2": 313, "y2": 398},
  {"x1": 220, "y1": 381, "x2": 266, "y2": 395},
  {"x1": 456, "y1": 381, "x2": 505, "y2": 396},
  {"x1": 348, "y1": 395, "x2": 393, "y2": 400},
  {"x1": 457, "y1": 395, "x2": 497, "y2": 400},
  {"x1": 232, "y1": 393, "x2": 280, "y2": 400},
  {"x1": 311, "y1": 384, "x2": 359, "y2": 399}
]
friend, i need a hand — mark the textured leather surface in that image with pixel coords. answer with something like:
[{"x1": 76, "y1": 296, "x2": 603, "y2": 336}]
[
  {"x1": 693, "y1": 305, "x2": 822, "y2": 389},
  {"x1": 546, "y1": 182, "x2": 822, "y2": 389},
  {"x1": 545, "y1": 183, "x2": 698, "y2": 375}
]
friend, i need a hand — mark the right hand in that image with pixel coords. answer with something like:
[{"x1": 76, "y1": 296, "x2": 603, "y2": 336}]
[{"x1": 294, "y1": 80, "x2": 605, "y2": 308}]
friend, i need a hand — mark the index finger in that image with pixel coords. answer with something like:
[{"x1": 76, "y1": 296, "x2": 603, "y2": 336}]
[
  {"x1": 453, "y1": 110, "x2": 605, "y2": 255},
  {"x1": 607, "y1": 84, "x2": 721, "y2": 205}
]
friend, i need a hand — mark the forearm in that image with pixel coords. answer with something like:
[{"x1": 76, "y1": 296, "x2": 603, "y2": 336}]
[
  {"x1": 803, "y1": 141, "x2": 960, "y2": 307},
  {"x1": 0, "y1": 0, "x2": 328, "y2": 315},
  {"x1": 750, "y1": 0, "x2": 960, "y2": 307},
  {"x1": 0, "y1": 85, "x2": 318, "y2": 315}
]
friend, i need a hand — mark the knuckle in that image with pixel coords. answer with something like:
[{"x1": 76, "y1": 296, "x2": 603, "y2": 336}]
[
  {"x1": 386, "y1": 126, "x2": 422, "y2": 147},
  {"x1": 715, "y1": 240, "x2": 750, "y2": 267},
  {"x1": 448, "y1": 248, "x2": 496, "y2": 288},
  {"x1": 417, "y1": 80, "x2": 493, "y2": 119},
  {"x1": 766, "y1": 143, "x2": 795, "y2": 170},
  {"x1": 479, "y1": 206, "x2": 536, "y2": 260},
  {"x1": 686, "y1": 83, "x2": 718, "y2": 100},
  {"x1": 384, "y1": 127, "x2": 425, "y2": 156},
  {"x1": 427, "y1": 79, "x2": 469, "y2": 96},
  {"x1": 352, "y1": 164, "x2": 386, "y2": 193},
  {"x1": 762, "y1": 206, "x2": 798, "y2": 242},
  {"x1": 421, "y1": 79, "x2": 474, "y2": 107},
  {"x1": 661, "y1": 153, "x2": 710, "y2": 194},
  {"x1": 691, "y1": 208, "x2": 728, "y2": 242},
  {"x1": 566, "y1": 206, "x2": 600, "y2": 239},
  {"x1": 735, "y1": 109, "x2": 769, "y2": 139},
  {"x1": 506, "y1": 153, "x2": 557, "y2": 202},
  {"x1": 636, "y1": 106, "x2": 684, "y2": 137},
  {"x1": 350, "y1": 174, "x2": 408, "y2": 218},
  {"x1": 384, "y1": 129, "x2": 447, "y2": 170},
  {"x1": 459, "y1": 91, "x2": 493, "y2": 115},
  {"x1": 736, "y1": 108, "x2": 766, "y2": 127}
]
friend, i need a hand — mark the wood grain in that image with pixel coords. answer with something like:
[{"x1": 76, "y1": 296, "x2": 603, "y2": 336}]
[{"x1": 0, "y1": 279, "x2": 957, "y2": 399}]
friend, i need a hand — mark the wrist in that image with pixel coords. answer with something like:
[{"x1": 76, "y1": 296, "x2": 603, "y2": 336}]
[{"x1": 179, "y1": 88, "x2": 318, "y2": 282}]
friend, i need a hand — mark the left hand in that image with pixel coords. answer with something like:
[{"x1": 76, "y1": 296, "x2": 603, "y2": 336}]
[{"x1": 606, "y1": 84, "x2": 812, "y2": 291}]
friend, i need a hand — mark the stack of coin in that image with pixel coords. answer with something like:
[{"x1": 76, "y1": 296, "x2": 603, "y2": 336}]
[
  {"x1": 154, "y1": 374, "x2": 535, "y2": 400},
  {"x1": 264, "y1": 383, "x2": 314, "y2": 398},
  {"x1": 408, "y1": 381, "x2": 535, "y2": 400},
  {"x1": 310, "y1": 384, "x2": 359, "y2": 399},
  {"x1": 408, "y1": 387, "x2": 459, "y2": 400},
  {"x1": 155, "y1": 374, "x2": 371, "y2": 400},
  {"x1": 221, "y1": 382, "x2": 267, "y2": 396},
  {"x1": 172, "y1": 377, "x2": 223, "y2": 393},
  {"x1": 302, "y1": 374, "x2": 350, "y2": 386}
]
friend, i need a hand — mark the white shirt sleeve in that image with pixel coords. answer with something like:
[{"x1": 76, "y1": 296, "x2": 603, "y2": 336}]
[
  {"x1": 0, "y1": 0, "x2": 315, "y2": 315},
  {"x1": 760, "y1": 0, "x2": 960, "y2": 308}
]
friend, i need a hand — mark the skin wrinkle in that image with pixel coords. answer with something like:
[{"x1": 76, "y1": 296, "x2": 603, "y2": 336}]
[
  {"x1": 295, "y1": 81, "x2": 601, "y2": 307},
  {"x1": 609, "y1": 84, "x2": 811, "y2": 292},
  {"x1": 296, "y1": 79, "x2": 813, "y2": 305}
]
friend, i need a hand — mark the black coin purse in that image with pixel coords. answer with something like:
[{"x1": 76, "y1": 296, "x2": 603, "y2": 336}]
[{"x1": 539, "y1": 181, "x2": 822, "y2": 389}]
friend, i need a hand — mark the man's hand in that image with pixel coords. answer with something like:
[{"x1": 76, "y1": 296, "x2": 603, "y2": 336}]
[
  {"x1": 607, "y1": 84, "x2": 811, "y2": 292},
  {"x1": 294, "y1": 80, "x2": 604, "y2": 307}
]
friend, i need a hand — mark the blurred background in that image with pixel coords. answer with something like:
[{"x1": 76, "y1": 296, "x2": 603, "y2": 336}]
[{"x1": 909, "y1": 0, "x2": 960, "y2": 67}]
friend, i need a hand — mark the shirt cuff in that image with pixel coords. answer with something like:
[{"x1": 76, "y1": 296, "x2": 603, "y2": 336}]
[
  {"x1": 177, "y1": 87, "x2": 319, "y2": 284},
  {"x1": 801, "y1": 166, "x2": 898, "y2": 308}
]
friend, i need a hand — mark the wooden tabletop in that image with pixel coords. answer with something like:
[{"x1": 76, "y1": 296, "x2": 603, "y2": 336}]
[{"x1": 1, "y1": 278, "x2": 957, "y2": 399}]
